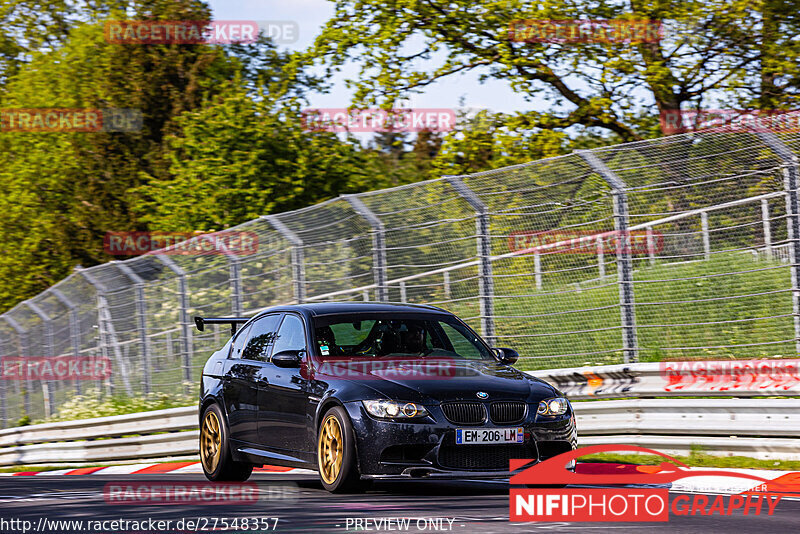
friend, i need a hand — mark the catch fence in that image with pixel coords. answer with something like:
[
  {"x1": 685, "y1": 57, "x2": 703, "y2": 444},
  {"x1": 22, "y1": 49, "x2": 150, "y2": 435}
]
[{"x1": 2, "y1": 127, "x2": 800, "y2": 425}]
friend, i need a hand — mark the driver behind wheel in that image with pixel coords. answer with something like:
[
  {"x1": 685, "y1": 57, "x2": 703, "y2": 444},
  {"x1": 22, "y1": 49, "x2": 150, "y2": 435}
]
[{"x1": 398, "y1": 323, "x2": 426, "y2": 354}]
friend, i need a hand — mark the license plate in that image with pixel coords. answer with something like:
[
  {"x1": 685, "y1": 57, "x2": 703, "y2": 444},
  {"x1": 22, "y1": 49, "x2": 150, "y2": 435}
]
[{"x1": 455, "y1": 427, "x2": 524, "y2": 445}]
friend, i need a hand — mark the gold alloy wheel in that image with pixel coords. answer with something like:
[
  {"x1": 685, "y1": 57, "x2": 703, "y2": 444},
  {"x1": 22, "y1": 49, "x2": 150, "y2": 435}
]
[
  {"x1": 318, "y1": 414, "x2": 344, "y2": 484},
  {"x1": 200, "y1": 410, "x2": 222, "y2": 473}
]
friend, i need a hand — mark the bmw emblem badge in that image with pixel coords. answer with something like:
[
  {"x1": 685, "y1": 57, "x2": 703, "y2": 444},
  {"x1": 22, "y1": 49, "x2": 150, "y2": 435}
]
[{"x1": 476, "y1": 391, "x2": 489, "y2": 399}]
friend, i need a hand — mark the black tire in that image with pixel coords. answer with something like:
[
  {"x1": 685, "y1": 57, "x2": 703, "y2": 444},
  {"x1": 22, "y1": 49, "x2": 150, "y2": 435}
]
[
  {"x1": 200, "y1": 403, "x2": 253, "y2": 482},
  {"x1": 317, "y1": 406, "x2": 362, "y2": 492}
]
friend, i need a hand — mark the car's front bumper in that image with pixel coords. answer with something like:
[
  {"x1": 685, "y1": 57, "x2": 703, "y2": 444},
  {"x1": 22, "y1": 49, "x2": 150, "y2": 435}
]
[{"x1": 343, "y1": 401, "x2": 577, "y2": 477}]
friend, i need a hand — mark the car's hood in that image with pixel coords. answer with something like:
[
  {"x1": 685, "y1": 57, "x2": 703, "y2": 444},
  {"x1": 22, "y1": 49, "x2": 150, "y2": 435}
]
[{"x1": 318, "y1": 357, "x2": 557, "y2": 404}]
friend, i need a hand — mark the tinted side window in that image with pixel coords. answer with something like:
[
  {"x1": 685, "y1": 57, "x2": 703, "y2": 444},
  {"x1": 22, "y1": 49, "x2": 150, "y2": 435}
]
[
  {"x1": 242, "y1": 314, "x2": 282, "y2": 361},
  {"x1": 440, "y1": 323, "x2": 483, "y2": 360},
  {"x1": 271, "y1": 314, "x2": 307, "y2": 357},
  {"x1": 229, "y1": 323, "x2": 252, "y2": 359}
]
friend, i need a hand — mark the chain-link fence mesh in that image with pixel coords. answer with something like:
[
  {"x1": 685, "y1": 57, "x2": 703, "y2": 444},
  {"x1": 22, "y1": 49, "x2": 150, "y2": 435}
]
[{"x1": 2, "y1": 128, "x2": 800, "y2": 426}]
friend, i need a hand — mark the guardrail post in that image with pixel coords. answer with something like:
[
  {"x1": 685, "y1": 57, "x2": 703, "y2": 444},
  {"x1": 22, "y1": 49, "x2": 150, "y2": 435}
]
[
  {"x1": 263, "y1": 215, "x2": 306, "y2": 303},
  {"x1": 755, "y1": 130, "x2": 800, "y2": 355},
  {"x1": 343, "y1": 195, "x2": 389, "y2": 302},
  {"x1": 77, "y1": 267, "x2": 132, "y2": 396},
  {"x1": 51, "y1": 288, "x2": 82, "y2": 395},
  {"x1": 113, "y1": 262, "x2": 152, "y2": 394},
  {"x1": 23, "y1": 301, "x2": 57, "y2": 418},
  {"x1": 445, "y1": 176, "x2": 496, "y2": 344},
  {"x1": 577, "y1": 151, "x2": 639, "y2": 363},
  {"x1": 154, "y1": 256, "x2": 193, "y2": 390},
  {"x1": 3, "y1": 315, "x2": 31, "y2": 418}
]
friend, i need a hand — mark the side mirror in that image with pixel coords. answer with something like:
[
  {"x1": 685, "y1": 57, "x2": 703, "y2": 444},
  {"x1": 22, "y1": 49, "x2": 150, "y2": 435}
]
[
  {"x1": 493, "y1": 347, "x2": 519, "y2": 365},
  {"x1": 272, "y1": 349, "x2": 303, "y2": 368}
]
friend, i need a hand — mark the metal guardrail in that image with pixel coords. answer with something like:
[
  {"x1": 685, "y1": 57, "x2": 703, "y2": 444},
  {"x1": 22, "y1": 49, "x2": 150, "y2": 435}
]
[
  {"x1": 2, "y1": 397, "x2": 800, "y2": 466},
  {"x1": 528, "y1": 361, "x2": 800, "y2": 400},
  {"x1": 0, "y1": 407, "x2": 196, "y2": 465}
]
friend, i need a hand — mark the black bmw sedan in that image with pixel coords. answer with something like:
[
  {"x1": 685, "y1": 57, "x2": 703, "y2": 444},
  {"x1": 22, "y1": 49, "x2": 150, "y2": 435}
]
[{"x1": 196, "y1": 302, "x2": 576, "y2": 492}]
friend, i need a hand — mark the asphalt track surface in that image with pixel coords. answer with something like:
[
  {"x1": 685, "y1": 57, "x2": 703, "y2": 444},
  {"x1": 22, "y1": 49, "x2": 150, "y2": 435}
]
[{"x1": 1, "y1": 472, "x2": 799, "y2": 533}]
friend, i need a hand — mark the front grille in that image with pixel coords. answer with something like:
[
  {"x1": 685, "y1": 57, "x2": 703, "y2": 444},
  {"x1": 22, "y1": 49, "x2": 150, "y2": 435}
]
[
  {"x1": 438, "y1": 444, "x2": 535, "y2": 470},
  {"x1": 441, "y1": 402, "x2": 486, "y2": 425},
  {"x1": 490, "y1": 401, "x2": 526, "y2": 424}
]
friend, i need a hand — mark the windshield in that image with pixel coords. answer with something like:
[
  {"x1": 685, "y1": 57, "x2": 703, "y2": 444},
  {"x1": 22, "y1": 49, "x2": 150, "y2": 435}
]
[{"x1": 311, "y1": 313, "x2": 495, "y2": 361}]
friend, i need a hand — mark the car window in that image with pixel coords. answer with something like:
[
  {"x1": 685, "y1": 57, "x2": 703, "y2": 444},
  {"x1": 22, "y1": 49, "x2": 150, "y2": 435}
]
[
  {"x1": 229, "y1": 323, "x2": 252, "y2": 359},
  {"x1": 439, "y1": 322, "x2": 484, "y2": 360},
  {"x1": 271, "y1": 314, "x2": 307, "y2": 358},
  {"x1": 330, "y1": 320, "x2": 375, "y2": 344},
  {"x1": 242, "y1": 314, "x2": 282, "y2": 361}
]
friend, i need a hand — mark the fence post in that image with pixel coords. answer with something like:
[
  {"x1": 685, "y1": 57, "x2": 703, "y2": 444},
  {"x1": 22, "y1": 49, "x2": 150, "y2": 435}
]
[
  {"x1": 700, "y1": 211, "x2": 711, "y2": 261},
  {"x1": 51, "y1": 288, "x2": 82, "y2": 395},
  {"x1": 754, "y1": 130, "x2": 800, "y2": 355},
  {"x1": 534, "y1": 251, "x2": 542, "y2": 290},
  {"x1": 23, "y1": 301, "x2": 57, "y2": 418},
  {"x1": 344, "y1": 194, "x2": 389, "y2": 302},
  {"x1": 445, "y1": 176, "x2": 496, "y2": 344},
  {"x1": 76, "y1": 267, "x2": 132, "y2": 396},
  {"x1": 264, "y1": 216, "x2": 306, "y2": 304},
  {"x1": 646, "y1": 227, "x2": 656, "y2": 265},
  {"x1": 761, "y1": 198, "x2": 773, "y2": 259},
  {"x1": 228, "y1": 254, "x2": 244, "y2": 316},
  {"x1": 0, "y1": 331, "x2": 4, "y2": 427},
  {"x1": 113, "y1": 262, "x2": 151, "y2": 394},
  {"x1": 577, "y1": 150, "x2": 639, "y2": 363},
  {"x1": 154, "y1": 256, "x2": 193, "y2": 390},
  {"x1": 596, "y1": 236, "x2": 605, "y2": 278},
  {"x1": 0, "y1": 331, "x2": 5, "y2": 427},
  {"x1": 3, "y1": 315, "x2": 31, "y2": 418}
]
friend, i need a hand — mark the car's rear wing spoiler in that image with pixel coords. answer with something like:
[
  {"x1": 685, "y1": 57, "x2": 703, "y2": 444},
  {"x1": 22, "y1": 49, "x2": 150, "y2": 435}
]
[{"x1": 194, "y1": 316, "x2": 249, "y2": 336}]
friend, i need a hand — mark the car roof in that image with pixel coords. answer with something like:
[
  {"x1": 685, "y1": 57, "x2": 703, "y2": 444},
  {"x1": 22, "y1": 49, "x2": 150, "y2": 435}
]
[{"x1": 257, "y1": 301, "x2": 452, "y2": 318}]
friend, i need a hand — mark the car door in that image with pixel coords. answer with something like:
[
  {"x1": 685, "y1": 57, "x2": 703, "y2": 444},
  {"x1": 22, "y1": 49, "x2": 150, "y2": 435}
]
[
  {"x1": 223, "y1": 314, "x2": 282, "y2": 446},
  {"x1": 258, "y1": 313, "x2": 312, "y2": 454},
  {"x1": 222, "y1": 322, "x2": 258, "y2": 444}
]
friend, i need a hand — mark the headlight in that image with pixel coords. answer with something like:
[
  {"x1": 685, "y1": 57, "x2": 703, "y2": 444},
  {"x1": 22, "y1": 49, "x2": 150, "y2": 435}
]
[
  {"x1": 536, "y1": 397, "x2": 570, "y2": 416},
  {"x1": 362, "y1": 400, "x2": 429, "y2": 419}
]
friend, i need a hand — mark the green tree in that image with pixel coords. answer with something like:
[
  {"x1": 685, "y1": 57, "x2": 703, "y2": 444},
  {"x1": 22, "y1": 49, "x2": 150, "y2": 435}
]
[
  {"x1": 131, "y1": 85, "x2": 384, "y2": 231},
  {"x1": 306, "y1": 0, "x2": 800, "y2": 140},
  {"x1": 0, "y1": 1, "x2": 244, "y2": 308}
]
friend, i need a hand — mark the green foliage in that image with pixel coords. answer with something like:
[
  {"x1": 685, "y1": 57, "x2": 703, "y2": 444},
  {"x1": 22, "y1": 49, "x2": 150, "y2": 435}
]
[
  {"x1": 306, "y1": 0, "x2": 800, "y2": 140},
  {"x1": 40, "y1": 387, "x2": 194, "y2": 423},
  {"x1": 131, "y1": 84, "x2": 384, "y2": 230}
]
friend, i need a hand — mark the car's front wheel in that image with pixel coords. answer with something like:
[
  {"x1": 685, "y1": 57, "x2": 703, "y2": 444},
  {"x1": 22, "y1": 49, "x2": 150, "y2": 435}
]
[
  {"x1": 317, "y1": 406, "x2": 362, "y2": 492},
  {"x1": 200, "y1": 403, "x2": 253, "y2": 482}
]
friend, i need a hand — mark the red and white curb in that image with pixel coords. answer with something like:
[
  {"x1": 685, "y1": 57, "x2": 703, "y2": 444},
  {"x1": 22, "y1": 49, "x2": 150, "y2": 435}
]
[
  {"x1": 4, "y1": 461, "x2": 800, "y2": 497},
  {"x1": 2, "y1": 461, "x2": 315, "y2": 477}
]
